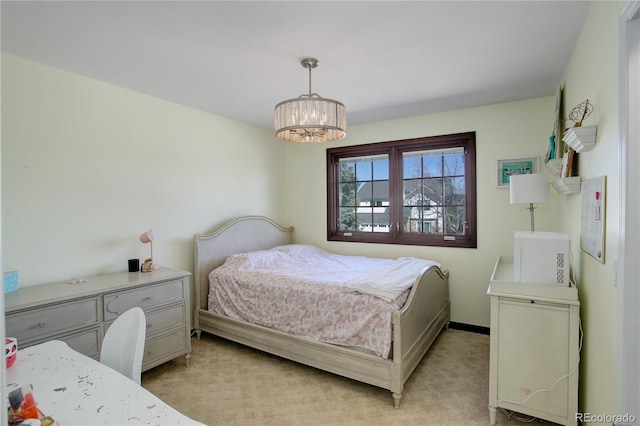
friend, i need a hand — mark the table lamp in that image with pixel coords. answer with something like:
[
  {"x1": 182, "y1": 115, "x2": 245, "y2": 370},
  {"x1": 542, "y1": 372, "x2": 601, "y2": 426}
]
[
  {"x1": 139, "y1": 229, "x2": 158, "y2": 271},
  {"x1": 510, "y1": 173, "x2": 549, "y2": 232}
]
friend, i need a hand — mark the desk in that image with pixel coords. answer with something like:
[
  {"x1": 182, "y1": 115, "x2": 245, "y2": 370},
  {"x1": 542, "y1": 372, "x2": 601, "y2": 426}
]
[{"x1": 6, "y1": 340, "x2": 204, "y2": 425}]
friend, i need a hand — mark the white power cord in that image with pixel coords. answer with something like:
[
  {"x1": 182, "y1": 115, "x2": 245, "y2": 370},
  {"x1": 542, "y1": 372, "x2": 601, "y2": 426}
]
[
  {"x1": 499, "y1": 408, "x2": 538, "y2": 423},
  {"x1": 496, "y1": 313, "x2": 583, "y2": 407}
]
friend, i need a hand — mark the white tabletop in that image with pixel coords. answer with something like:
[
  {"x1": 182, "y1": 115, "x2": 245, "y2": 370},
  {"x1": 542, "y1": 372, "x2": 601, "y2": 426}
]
[{"x1": 6, "y1": 340, "x2": 204, "y2": 425}]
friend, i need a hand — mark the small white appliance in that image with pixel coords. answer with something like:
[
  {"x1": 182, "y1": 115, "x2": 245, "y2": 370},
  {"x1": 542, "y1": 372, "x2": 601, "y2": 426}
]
[{"x1": 513, "y1": 231, "x2": 571, "y2": 286}]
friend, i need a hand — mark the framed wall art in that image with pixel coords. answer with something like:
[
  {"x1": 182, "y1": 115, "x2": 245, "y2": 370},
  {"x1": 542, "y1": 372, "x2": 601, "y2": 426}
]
[{"x1": 497, "y1": 157, "x2": 539, "y2": 188}]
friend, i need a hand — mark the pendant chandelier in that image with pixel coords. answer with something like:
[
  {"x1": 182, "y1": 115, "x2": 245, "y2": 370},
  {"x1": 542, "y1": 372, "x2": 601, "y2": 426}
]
[{"x1": 274, "y1": 58, "x2": 346, "y2": 143}]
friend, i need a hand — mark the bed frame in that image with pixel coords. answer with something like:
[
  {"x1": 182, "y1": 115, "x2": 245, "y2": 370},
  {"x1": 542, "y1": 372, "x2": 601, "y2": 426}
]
[{"x1": 193, "y1": 216, "x2": 450, "y2": 408}]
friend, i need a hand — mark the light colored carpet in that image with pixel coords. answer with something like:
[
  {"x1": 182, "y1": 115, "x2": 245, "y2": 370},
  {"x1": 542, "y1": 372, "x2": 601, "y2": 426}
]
[{"x1": 142, "y1": 329, "x2": 555, "y2": 425}]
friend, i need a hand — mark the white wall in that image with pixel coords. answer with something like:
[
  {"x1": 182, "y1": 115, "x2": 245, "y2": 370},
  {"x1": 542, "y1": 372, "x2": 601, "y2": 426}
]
[
  {"x1": 559, "y1": 1, "x2": 624, "y2": 417},
  {"x1": 282, "y1": 96, "x2": 558, "y2": 327},
  {"x1": 1, "y1": 54, "x2": 286, "y2": 286}
]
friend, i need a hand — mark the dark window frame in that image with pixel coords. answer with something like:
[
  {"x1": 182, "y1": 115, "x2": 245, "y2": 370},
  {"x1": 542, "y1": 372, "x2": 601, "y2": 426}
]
[{"x1": 326, "y1": 132, "x2": 477, "y2": 248}]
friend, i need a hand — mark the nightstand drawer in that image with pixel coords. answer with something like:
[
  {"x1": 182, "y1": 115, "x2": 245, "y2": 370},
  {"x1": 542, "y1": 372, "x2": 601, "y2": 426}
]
[
  {"x1": 143, "y1": 328, "x2": 188, "y2": 367},
  {"x1": 103, "y1": 279, "x2": 185, "y2": 320},
  {"x1": 146, "y1": 304, "x2": 186, "y2": 337},
  {"x1": 6, "y1": 298, "x2": 99, "y2": 342}
]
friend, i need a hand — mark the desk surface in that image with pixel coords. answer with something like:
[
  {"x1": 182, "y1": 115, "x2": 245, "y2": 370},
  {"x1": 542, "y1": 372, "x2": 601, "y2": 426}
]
[
  {"x1": 487, "y1": 255, "x2": 579, "y2": 304},
  {"x1": 6, "y1": 340, "x2": 204, "y2": 425}
]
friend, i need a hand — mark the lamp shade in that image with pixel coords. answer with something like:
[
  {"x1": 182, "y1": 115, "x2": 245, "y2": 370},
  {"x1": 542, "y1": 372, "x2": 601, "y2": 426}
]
[
  {"x1": 139, "y1": 230, "x2": 154, "y2": 244},
  {"x1": 510, "y1": 173, "x2": 549, "y2": 204}
]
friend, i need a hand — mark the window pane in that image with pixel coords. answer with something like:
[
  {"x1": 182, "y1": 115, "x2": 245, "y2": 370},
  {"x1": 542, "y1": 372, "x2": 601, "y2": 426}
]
[
  {"x1": 356, "y1": 182, "x2": 372, "y2": 206},
  {"x1": 339, "y1": 207, "x2": 356, "y2": 231},
  {"x1": 356, "y1": 162, "x2": 372, "y2": 181},
  {"x1": 334, "y1": 155, "x2": 390, "y2": 234},
  {"x1": 402, "y1": 146, "x2": 465, "y2": 237},
  {"x1": 423, "y1": 178, "x2": 444, "y2": 205},
  {"x1": 403, "y1": 206, "x2": 418, "y2": 232},
  {"x1": 356, "y1": 183, "x2": 390, "y2": 233},
  {"x1": 371, "y1": 181, "x2": 389, "y2": 206},
  {"x1": 341, "y1": 157, "x2": 389, "y2": 220},
  {"x1": 339, "y1": 161, "x2": 356, "y2": 183},
  {"x1": 403, "y1": 150, "x2": 461, "y2": 236},
  {"x1": 357, "y1": 208, "x2": 390, "y2": 233},
  {"x1": 425, "y1": 207, "x2": 443, "y2": 234},
  {"x1": 444, "y1": 177, "x2": 465, "y2": 205},
  {"x1": 356, "y1": 207, "x2": 373, "y2": 232},
  {"x1": 403, "y1": 156, "x2": 422, "y2": 179},
  {"x1": 403, "y1": 179, "x2": 421, "y2": 205},
  {"x1": 444, "y1": 206, "x2": 465, "y2": 234},
  {"x1": 423, "y1": 156, "x2": 442, "y2": 177},
  {"x1": 370, "y1": 181, "x2": 390, "y2": 231},
  {"x1": 372, "y1": 158, "x2": 389, "y2": 180},
  {"x1": 404, "y1": 206, "x2": 443, "y2": 233},
  {"x1": 444, "y1": 152, "x2": 465, "y2": 176},
  {"x1": 340, "y1": 155, "x2": 387, "y2": 178},
  {"x1": 340, "y1": 182, "x2": 356, "y2": 206}
]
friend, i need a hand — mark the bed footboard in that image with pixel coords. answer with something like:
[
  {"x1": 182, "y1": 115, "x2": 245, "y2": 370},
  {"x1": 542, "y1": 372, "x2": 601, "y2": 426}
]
[{"x1": 390, "y1": 265, "x2": 450, "y2": 408}]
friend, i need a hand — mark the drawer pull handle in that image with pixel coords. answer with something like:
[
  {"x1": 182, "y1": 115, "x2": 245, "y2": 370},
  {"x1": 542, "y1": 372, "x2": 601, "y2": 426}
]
[
  {"x1": 143, "y1": 297, "x2": 152, "y2": 301},
  {"x1": 38, "y1": 322, "x2": 46, "y2": 328}
]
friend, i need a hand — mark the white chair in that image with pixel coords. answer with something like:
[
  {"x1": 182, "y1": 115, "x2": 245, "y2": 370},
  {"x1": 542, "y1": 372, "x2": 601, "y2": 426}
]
[{"x1": 100, "y1": 307, "x2": 146, "y2": 385}]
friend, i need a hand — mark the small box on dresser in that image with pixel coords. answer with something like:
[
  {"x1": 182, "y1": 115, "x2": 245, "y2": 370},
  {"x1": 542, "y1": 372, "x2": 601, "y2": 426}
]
[{"x1": 4, "y1": 267, "x2": 192, "y2": 372}]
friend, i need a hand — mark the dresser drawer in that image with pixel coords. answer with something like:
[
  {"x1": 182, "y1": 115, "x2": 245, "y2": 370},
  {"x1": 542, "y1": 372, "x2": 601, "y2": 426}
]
[
  {"x1": 143, "y1": 328, "x2": 188, "y2": 367},
  {"x1": 6, "y1": 298, "x2": 100, "y2": 342},
  {"x1": 146, "y1": 304, "x2": 186, "y2": 337},
  {"x1": 63, "y1": 327, "x2": 101, "y2": 359},
  {"x1": 103, "y1": 303, "x2": 186, "y2": 337},
  {"x1": 103, "y1": 279, "x2": 186, "y2": 321}
]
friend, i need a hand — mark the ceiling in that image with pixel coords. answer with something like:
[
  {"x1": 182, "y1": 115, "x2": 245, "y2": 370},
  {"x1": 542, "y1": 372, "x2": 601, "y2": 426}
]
[{"x1": 1, "y1": 1, "x2": 592, "y2": 131}]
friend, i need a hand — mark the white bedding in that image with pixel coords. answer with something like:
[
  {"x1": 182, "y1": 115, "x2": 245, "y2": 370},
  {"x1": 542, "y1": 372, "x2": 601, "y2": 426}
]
[
  {"x1": 207, "y1": 244, "x2": 440, "y2": 358},
  {"x1": 341, "y1": 257, "x2": 439, "y2": 302}
]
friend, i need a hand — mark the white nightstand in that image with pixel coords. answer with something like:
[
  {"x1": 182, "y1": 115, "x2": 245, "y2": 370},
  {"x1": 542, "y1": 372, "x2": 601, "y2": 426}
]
[{"x1": 487, "y1": 256, "x2": 580, "y2": 426}]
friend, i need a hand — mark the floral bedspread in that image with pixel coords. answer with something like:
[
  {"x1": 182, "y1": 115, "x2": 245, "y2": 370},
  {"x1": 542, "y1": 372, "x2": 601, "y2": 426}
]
[{"x1": 208, "y1": 244, "x2": 431, "y2": 358}]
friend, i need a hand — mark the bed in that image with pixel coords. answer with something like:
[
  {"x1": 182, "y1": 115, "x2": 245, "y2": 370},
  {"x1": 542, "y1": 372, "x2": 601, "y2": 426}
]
[{"x1": 193, "y1": 216, "x2": 450, "y2": 408}]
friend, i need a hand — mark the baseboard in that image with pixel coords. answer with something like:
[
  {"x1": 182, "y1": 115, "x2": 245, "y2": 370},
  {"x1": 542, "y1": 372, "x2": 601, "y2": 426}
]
[{"x1": 448, "y1": 322, "x2": 490, "y2": 335}]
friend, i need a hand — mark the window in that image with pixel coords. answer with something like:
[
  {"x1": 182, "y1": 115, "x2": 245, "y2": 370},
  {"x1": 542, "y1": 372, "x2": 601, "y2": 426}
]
[{"x1": 326, "y1": 132, "x2": 476, "y2": 248}]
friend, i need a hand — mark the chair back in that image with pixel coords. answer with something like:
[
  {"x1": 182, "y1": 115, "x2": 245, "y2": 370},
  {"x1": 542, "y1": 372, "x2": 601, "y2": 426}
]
[{"x1": 100, "y1": 307, "x2": 146, "y2": 385}]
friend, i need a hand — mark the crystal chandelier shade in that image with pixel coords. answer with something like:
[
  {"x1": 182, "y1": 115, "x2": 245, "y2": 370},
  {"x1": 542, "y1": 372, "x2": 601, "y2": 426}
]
[{"x1": 274, "y1": 58, "x2": 346, "y2": 143}]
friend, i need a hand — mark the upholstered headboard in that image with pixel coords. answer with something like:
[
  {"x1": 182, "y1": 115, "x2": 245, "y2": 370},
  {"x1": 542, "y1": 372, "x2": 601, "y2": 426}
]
[{"x1": 193, "y1": 216, "x2": 294, "y2": 312}]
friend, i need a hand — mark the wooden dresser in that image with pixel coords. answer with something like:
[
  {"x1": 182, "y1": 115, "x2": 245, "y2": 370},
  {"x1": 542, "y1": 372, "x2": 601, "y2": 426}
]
[{"x1": 4, "y1": 267, "x2": 192, "y2": 372}]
